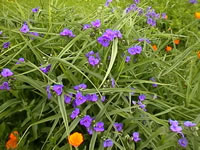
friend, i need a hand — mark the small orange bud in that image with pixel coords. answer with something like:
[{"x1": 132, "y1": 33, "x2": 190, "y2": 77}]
[
  {"x1": 174, "y1": 39, "x2": 180, "y2": 45},
  {"x1": 68, "y1": 132, "x2": 84, "y2": 147},
  {"x1": 197, "y1": 51, "x2": 200, "y2": 59},
  {"x1": 165, "y1": 46, "x2": 172, "y2": 52},
  {"x1": 152, "y1": 45, "x2": 158, "y2": 51},
  {"x1": 165, "y1": 15, "x2": 168, "y2": 19},
  {"x1": 195, "y1": 12, "x2": 200, "y2": 19}
]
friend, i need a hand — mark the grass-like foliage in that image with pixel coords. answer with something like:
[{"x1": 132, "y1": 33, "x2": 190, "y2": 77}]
[{"x1": 0, "y1": 0, "x2": 200, "y2": 149}]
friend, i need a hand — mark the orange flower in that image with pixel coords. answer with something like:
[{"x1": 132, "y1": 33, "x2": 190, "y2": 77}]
[
  {"x1": 195, "y1": 12, "x2": 200, "y2": 19},
  {"x1": 6, "y1": 131, "x2": 19, "y2": 150},
  {"x1": 9, "y1": 131, "x2": 19, "y2": 141},
  {"x1": 164, "y1": 15, "x2": 168, "y2": 19},
  {"x1": 165, "y1": 46, "x2": 172, "y2": 52},
  {"x1": 197, "y1": 51, "x2": 200, "y2": 59},
  {"x1": 152, "y1": 45, "x2": 158, "y2": 51},
  {"x1": 174, "y1": 39, "x2": 180, "y2": 45},
  {"x1": 6, "y1": 139, "x2": 17, "y2": 150},
  {"x1": 68, "y1": 132, "x2": 84, "y2": 147}
]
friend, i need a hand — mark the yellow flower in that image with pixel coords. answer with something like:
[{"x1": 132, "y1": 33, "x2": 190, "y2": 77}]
[{"x1": 68, "y1": 132, "x2": 84, "y2": 147}]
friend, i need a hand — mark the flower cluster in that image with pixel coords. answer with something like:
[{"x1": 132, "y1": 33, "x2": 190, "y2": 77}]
[
  {"x1": 97, "y1": 29, "x2": 122, "y2": 47},
  {"x1": 125, "y1": 4, "x2": 143, "y2": 14},
  {"x1": 145, "y1": 7, "x2": 160, "y2": 26},
  {"x1": 168, "y1": 120, "x2": 196, "y2": 148},
  {"x1": 132, "y1": 94, "x2": 147, "y2": 111},
  {"x1": 85, "y1": 51, "x2": 101, "y2": 66}
]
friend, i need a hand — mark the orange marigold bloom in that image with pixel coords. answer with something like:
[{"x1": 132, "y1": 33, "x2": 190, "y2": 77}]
[
  {"x1": 165, "y1": 46, "x2": 172, "y2": 52},
  {"x1": 152, "y1": 45, "x2": 158, "y2": 51},
  {"x1": 195, "y1": 12, "x2": 200, "y2": 19},
  {"x1": 197, "y1": 51, "x2": 200, "y2": 59},
  {"x1": 174, "y1": 39, "x2": 180, "y2": 45},
  {"x1": 68, "y1": 132, "x2": 84, "y2": 147}
]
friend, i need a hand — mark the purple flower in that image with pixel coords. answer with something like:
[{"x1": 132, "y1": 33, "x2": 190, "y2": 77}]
[
  {"x1": 132, "y1": 132, "x2": 141, "y2": 142},
  {"x1": 114, "y1": 123, "x2": 123, "y2": 132},
  {"x1": 178, "y1": 138, "x2": 188, "y2": 148},
  {"x1": 138, "y1": 101, "x2": 146, "y2": 111},
  {"x1": 32, "y1": 7, "x2": 39, "y2": 13},
  {"x1": 132, "y1": 101, "x2": 137, "y2": 105},
  {"x1": 97, "y1": 36, "x2": 111, "y2": 47},
  {"x1": 169, "y1": 119, "x2": 179, "y2": 126},
  {"x1": 64, "y1": 93, "x2": 73, "y2": 104},
  {"x1": 125, "y1": 4, "x2": 137, "y2": 13},
  {"x1": 75, "y1": 92, "x2": 87, "y2": 106},
  {"x1": 87, "y1": 127, "x2": 93, "y2": 135},
  {"x1": 105, "y1": 0, "x2": 112, "y2": 7},
  {"x1": 87, "y1": 94, "x2": 98, "y2": 102},
  {"x1": 3, "y1": 42, "x2": 10, "y2": 49},
  {"x1": 128, "y1": 45, "x2": 142, "y2": 55},
  {"x1": 134, "y1": 0, "x2": 140, "y2": 4},
  {"x1": 184, "y1": 121, "x2": 196, "y2": 127},
  {"x1": 46, "y1": 85, "x2": 52, "y2": 99},
  {"x1": 94, "y1": 122, "x2": 104, "y2": 132},
  {"x1": 20, "y1": 23, "x2": 29, "y2": 33},
  {"x1": 60, "y1": 28, "x2": 75, "y2": 37},
  {"x1": 29, "y1": 32, "x2": 39, "y2": 37},
  {"x1": 170, "y1": 125, "x2": 182, "y2": 133},
  {"x1": 150, "y1": 77, "x2": 157, "y2": 87},
  {"x1": 91, "y1": 19, "x2": 101, "y2": 28},
  {"x1": 40, "y1": 64, "x2": 51, "y2": 74},
  {"x1": 0, "y1": 82, "x2": 11, "y2": 90},
  {"x1": 111, "y1": 78, "x2": 115, "y2": 88},
  {"x1": 74, "y1": 84, "x2": 87, "y2": 91},
  {"x1": 1, "y1": 68, "x2": 13, "y2": 77},
  {"x1": 88, "y1": 55, "x2": 100, "y2": 66},
  {"x1": 70, "y1": 108, "x2": 80, "y2": 119},
  {"x1": 16, "y1": 58, "x2": 25, "y2": 64},
  {"x1": 101, "y1": 96, "x2": 106, "y2": 102},
  {"x1": 125, "y1": 56, "x2": 131, "y2": 63},
  {"x1": 189, "y1": 0, "x2": 197, "y2": 4},
  {"x1": 103, "y1": 139, "x2": 113, "y2": 147},
  {"x1": 83, "y1": 24, "x2": 91, "y2": 30},
  {"x1": 80, "y1": 115, "x2": 93, "y2": 128},
  {"x1": 138, "y1": 94, "x2": 146, "y2": 101},
  {"x1": 0, "y1": 31, "x2": 2, "y2": 35},
  {"x1": 161, "y1": 13, "x2": 167, "y2": 19},
  {"x1": 85, "y1": 51, "x2": 95, "y2": 58},
  {"x1": 52, "y1": 84, "x2": 64, "y2": 96}
]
